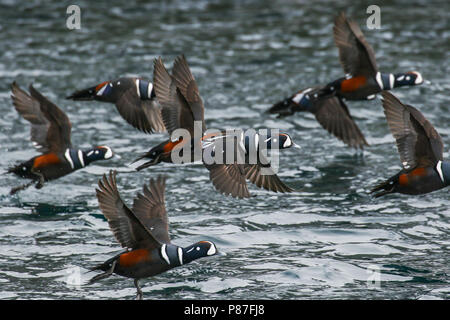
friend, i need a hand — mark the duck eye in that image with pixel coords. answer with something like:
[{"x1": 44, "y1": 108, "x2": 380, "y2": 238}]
[
  {"x1": 95, "y1": 150, "x2": 99, "y2": 154},
  {"x1": 196, "y1": 247, "x2": 200, "y2": 251}
]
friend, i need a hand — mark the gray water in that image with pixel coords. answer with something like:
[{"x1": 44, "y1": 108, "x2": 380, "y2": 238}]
[{"x1": 0, "y1": 0, "x2": 448, "y2": 300}]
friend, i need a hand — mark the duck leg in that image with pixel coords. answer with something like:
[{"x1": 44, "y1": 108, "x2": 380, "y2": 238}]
[
  {"x1": 10, "y1": 180, "x2": 35, "y2": 195},
  {"x1": 34, "y1": 172, "x2": 45, "y2": 189},
  {"x1": 134, "y1": 279, "x2": 143, "y2": 300}
]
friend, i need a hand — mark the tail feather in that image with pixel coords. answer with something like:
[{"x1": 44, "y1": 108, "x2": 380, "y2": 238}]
[
  {"x1": 370, "y1": 174, "x2": 399, "y2": 198},
  {"x1": 87, "y1": 255, "x2": 120, "y2": 284},
  {"x1": 131, "y1": 153, "x2": 162, "y2": 171},
  {"x1": 266, "y1": 98, "x2": 294, "y2": 117},
  {"x1": 135, "y1": 158, "x2": 160, "y2": 171},
  {"x1": 66, "y1": 86, "x2": 97, "y2": 101},
  {"x1": 87, "y1": 271, "x2": 113, "y2": 285}
]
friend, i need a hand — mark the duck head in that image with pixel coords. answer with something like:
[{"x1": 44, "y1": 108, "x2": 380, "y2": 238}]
[{"x1": 182, "y1": 241, "x2": 218, "y2": 264}]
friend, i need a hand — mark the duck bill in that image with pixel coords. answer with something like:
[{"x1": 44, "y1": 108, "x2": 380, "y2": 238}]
[{"x1": 292, "y1": 143, "x2": 302, "y2": 150}]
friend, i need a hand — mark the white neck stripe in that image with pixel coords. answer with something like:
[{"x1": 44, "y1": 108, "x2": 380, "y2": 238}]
[
  {"x1": 96, "y1": 84, "x2": 107, "y2": 96},
  {"x1": 436, "y1": 160, "x2": 444, "y2": 183},
  {"x1": 135, "y1": 79, "x2": 141, "y2": 97},
  {"x1": 147, "y1": 82, "x2": 153, "y2": 99},
  {"x1": 177, "y1": 247, "x2": 183, "y2": 265},
  {"x1": 389, "y1": 74, "x2": 395, "y2": 89},
  {"x1": 78, "y1": 150, "x2": 85, "y2": 167},
  {"x1": 375, "y1": 72, "x2": 383, "y2": 90},
  {"x1": 161, "y1": 244, "x2": 170, "y2": 265},
  {"x1": 283, "y1": 135, "x2": 292, "y2": 148},
  {"x1": 65, "y1": 149, "x2": 74, "y2": 169}
]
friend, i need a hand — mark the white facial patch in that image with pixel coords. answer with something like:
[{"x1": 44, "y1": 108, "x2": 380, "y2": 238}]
[
  {"x1": 102, "y1": 146, "x2": 113, "y2": 159},
  {"x1": 96, "y1": 84, "x2": 108, "y2": 96},
  {"x1": 292, "y1": 88, "x2": 313, "y2": 104},
  {"x1": 283, "y1": 135, "x2": 292, "y2": 148},
  {"x1": 65, "y1": 148, "x2": 74, "y2": 169},
  {"x1": 206, "y1": 242, "x2": 217, "y2": 256},
  {"x1": 436, "y1": 160, "x2": 444, "y2": 183},
  {"x1": 412, "y1": 72, "x2": 423, "y2": 84}
]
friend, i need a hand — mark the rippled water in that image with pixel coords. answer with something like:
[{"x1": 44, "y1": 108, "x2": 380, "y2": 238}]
[{"x1": 0, "y1": 0, "x2": 449, "y2": 300}]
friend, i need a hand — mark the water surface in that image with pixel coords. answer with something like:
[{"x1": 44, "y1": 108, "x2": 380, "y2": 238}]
[{"x1": 0, "y1": 0, "x2": 448, "y2": 300}]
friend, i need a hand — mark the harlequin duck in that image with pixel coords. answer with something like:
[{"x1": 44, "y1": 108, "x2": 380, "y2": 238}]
[
  {"x1": 89, "y1": 171, "x2": 217, "y2": 300},
  {"x1": 268, "y1": 86, "x2": 368, "y2": 149},
  {"x1": 201, "y1": 128, "x2": 299, "y2": 198},
  {"x1": 318, "y1": 12, "x2": 423, "y2": 100},
  {"x1": 7, "y1": 82, "x2": 114, "y2": 194},
  {"x1": 371, "y1": 92, "x2": 449, "y2": 197},
  {"x1": 67, "y1": 77, "x2": 165, "y2": 134},
  {"x1": 135, "y1": 55, "x2": 297, "y2": 198}
]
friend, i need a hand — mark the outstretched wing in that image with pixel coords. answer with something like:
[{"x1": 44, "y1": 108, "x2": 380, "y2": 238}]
[
  {"x1": 172, "y1": 54, "x2": 206, "y2": 133},
  {"x1": 95, "y1": 171, "x2": 162, "y2": 250},
  {"x1": 381, "y1": 91, "x2": 443, "y2": 170},
  {"x1": 202, "y1": 132, "x2": 250, "y2": 198},
  {"x1": 11, "y1": 83, "x2": 72, "y2": 152},
  {"x1": 333, "y1": 12, "x2": 378, "y2": 77},
  {"x1": 153, "y1": 57, "x2": 196, "y2": 136},
  {"x1": 131, "y1": 175, "x2": 170, "y2": 244},
  {"x1": 204, "y1": 162, "x2": 250, "y2": 198},
  {"x1": 312, "y1": 95, "x2": 369, "y2": 149},
  {"x1": 245, "y1": 152, "x2": 294, "y2": 193},
  {"x1": 115, "y1": 85, "x2": 166, "y2": 134}
]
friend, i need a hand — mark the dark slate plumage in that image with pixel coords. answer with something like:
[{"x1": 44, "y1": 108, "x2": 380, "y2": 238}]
[
  {"x1": 90, "y1": 171, "x2": 217, "y2": 300},
  {"x1": 67, "y1": 77, "x2": 165, "y2": 134},
  {"x1": 371, "y1": 92, "x2": 449, "y2": 197},
  {"x1": 8, "y1": 83, "x2": 113, "y2": 194},
  {"x1": 137, "y1": 55, "x2": 296, "y2": 198},
  {"x1": 268, "y1": 87, "x2": 368, "y2": 149},
  {"x1": 319, "y1": 12, "x2": 423, "y2": 100}
]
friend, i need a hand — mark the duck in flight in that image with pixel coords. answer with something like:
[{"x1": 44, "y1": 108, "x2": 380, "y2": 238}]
[
  {"x1": 8, "y1": 83, "x2": 113, "y2": 194},
  {"x1": 134, "y1": 55, "x2": 298, "y2": 198},
  {"x1": 371, "y1": 92, "x2": 449, "y2": 197}
]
